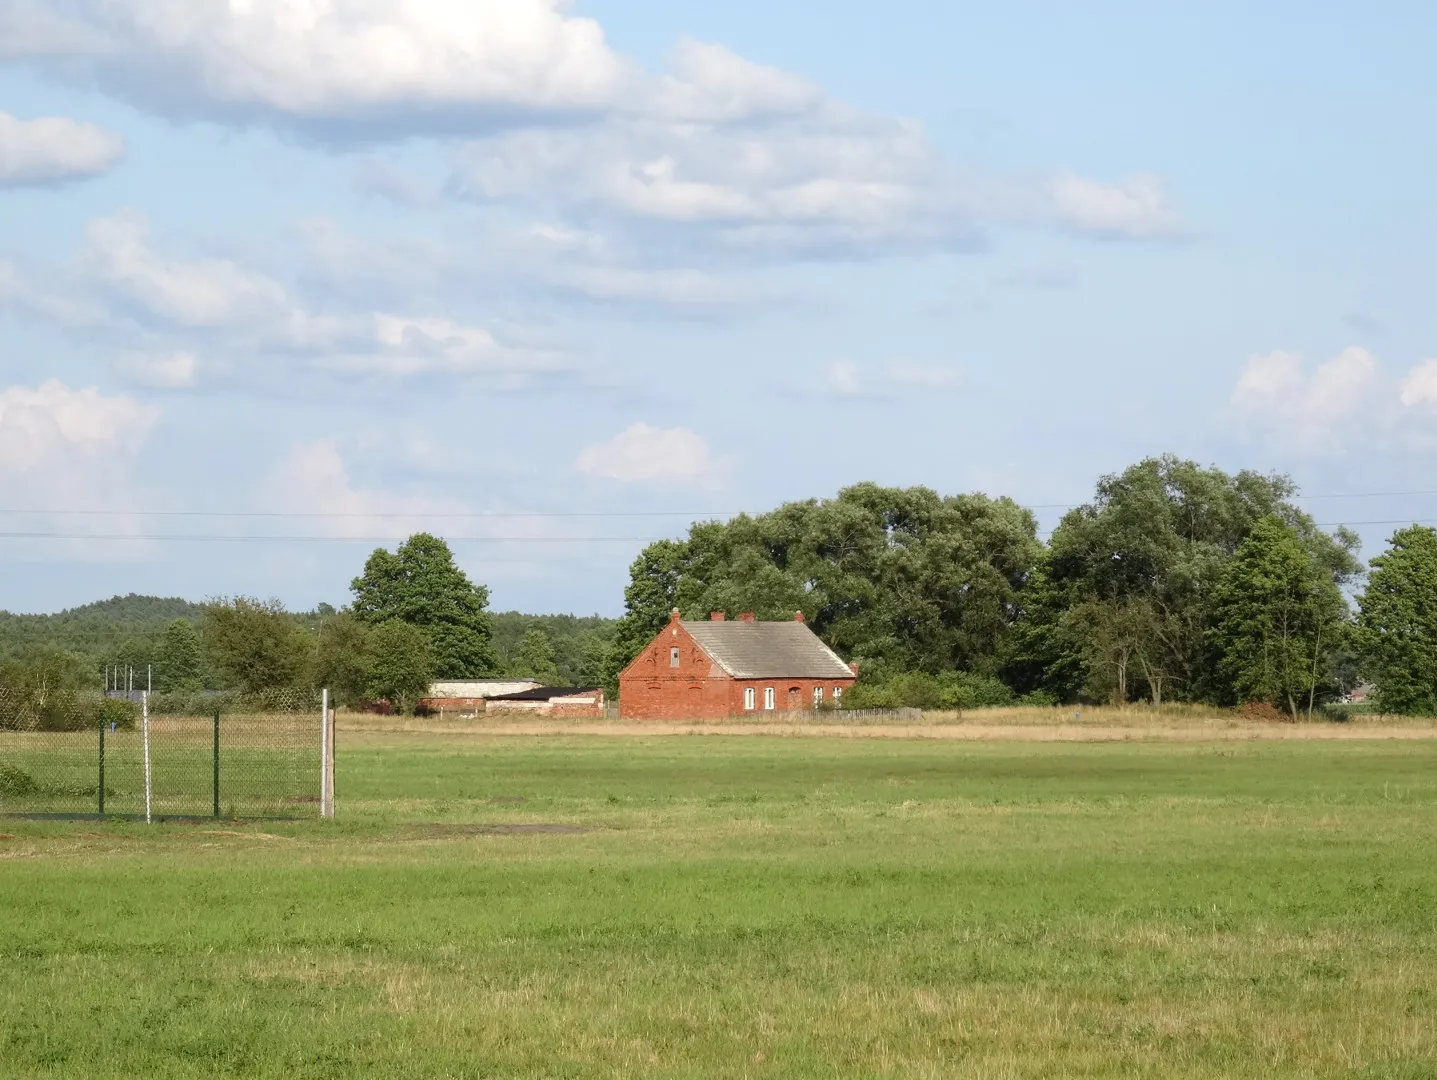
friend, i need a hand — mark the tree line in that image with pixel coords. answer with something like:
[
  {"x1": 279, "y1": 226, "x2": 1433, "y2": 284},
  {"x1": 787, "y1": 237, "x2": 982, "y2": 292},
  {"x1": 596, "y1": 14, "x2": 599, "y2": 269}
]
[
  {"x1": 8, "y1": 454, "x2": 1437, "y2": 718},
  {"x1": 1, "y1": 534, "x2": 615, "y2": 714},
  {"x1": 603, "y1": 456, "x2": 1437, "y2": 717}
]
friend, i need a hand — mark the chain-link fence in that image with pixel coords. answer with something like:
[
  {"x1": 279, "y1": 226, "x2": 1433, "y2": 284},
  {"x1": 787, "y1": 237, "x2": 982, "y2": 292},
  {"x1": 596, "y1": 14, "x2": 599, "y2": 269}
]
[{"x1": 0, "y1": 687, "x2": 328, "y2": 820}]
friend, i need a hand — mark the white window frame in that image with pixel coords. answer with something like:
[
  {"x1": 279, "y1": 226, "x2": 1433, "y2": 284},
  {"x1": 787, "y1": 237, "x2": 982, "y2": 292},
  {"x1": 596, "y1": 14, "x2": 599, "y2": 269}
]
[
  {"x1": 833, "y1": 686, "x2": 843, "y2": 703},
  {"x1": 813, "y1": 686, "x2": 824, "y2": 706},
  {"x1": 669, "y1": 646, "x2": 681, "y2": 668},
  {"x1": 744, "y1": 687, "x2": 756, "y2": 711},
  {"x1": 764, "y1": 687, "x2": 775, "y2": 711}
]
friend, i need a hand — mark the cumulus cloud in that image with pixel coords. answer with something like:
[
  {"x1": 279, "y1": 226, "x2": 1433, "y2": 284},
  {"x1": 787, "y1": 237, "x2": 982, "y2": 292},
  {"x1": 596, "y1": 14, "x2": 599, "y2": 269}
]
[
  {"x1": 576, "y1": 423, "x2": 721, "y2": 486},
  {"x1": 0, "y1": 110, "x2": 124, "y2": 185},
  {"x1": 1048, "y1": 172, "x2": 1183, "y2": 239},
  {"x1": 84, "y1": 210, "x2": 296, "y2": 328},
  {"x1": 1219, "y1": 346, "x2": 1437, "y2": 456},
  {"x1": 0, "y1": 379, "x2": 157, "y2": 472},
  {"x1": 5, "y1": 211, "x2": 571, "y2": 384},
  {"x1": 1230, "y1": 347, "x2": 1379, "y2": 430},
  {"x1": 0, "y1": 3, "x2": 1182, "y2": 256},
  {"x1": 1399, "y1": 359, "x2": 1437, "y2": 410},
  {"x1": 0, "y1": 0, "x2": 634, "y2": 127},
  {"x1": 325, "y1": 314, "x2": 566, "y2": 377},
  {"x1": 269, "y1": 439, "x2": 473, "y2": 534}
]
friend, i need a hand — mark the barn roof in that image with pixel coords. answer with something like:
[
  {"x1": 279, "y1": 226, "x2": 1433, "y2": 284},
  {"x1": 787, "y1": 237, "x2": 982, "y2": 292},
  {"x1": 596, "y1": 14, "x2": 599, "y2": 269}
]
[{"x1": 680, "y1": 620, "x2": 855, "y2": 680}]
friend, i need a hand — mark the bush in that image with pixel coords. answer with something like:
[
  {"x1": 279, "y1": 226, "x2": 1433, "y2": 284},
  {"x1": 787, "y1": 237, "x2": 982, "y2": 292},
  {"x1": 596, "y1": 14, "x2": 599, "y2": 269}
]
[
  {"x1": 841, "y1": 669, "x2": 1020, "y2": 711},
  {"x1": 98, "y1": 697, "x2": 138, "y2": 731}
]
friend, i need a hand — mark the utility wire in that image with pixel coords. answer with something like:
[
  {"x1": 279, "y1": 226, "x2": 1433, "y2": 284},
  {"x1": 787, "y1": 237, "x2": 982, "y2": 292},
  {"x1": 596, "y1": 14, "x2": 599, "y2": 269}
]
[{"x1": 5, "y1": 488, "x2": 1437, "y2": 520}]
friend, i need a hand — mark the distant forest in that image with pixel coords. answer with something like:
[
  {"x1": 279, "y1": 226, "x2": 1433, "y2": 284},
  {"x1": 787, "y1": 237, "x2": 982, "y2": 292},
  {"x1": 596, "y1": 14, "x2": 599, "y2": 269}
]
[{"x1": 0, "y1": 594, "x2": 617, "y2": 691}]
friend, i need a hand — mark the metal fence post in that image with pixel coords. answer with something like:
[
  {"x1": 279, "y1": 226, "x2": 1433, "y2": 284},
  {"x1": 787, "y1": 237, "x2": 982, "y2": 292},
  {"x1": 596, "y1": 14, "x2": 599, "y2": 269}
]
[
  {"x1": 98, "y1": 716, "x2": 105, "y2": 817},
  {"x1": 212, "y1": 711, "x2": 220, "y2": 819},
  {"x1": 320, "y1": 689, "x2": 335, "y2": 820},
  {"x1": 142, "y1": 691, "x2": 152, "y2": 825}
]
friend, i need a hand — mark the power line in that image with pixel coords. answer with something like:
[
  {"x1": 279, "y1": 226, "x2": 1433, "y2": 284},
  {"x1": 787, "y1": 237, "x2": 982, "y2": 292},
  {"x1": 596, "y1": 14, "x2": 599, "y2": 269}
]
[
  {"x1": 5, "y1": 489, "x2": 1437, "y2": 521},
  {"x1": 0, "y1": 509, "x2": 740, "y2": 519},
  {"x1": 0, "y1": 532, "x2": 668, "y2": 543}
]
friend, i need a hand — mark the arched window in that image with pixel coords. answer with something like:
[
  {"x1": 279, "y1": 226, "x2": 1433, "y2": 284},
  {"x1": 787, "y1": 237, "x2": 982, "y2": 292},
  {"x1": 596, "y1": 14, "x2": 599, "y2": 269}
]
[
  {"x1": 764, "y1": 687, "x2": 775, "y2": 711},
  {"x1": 744, "y1": 687, "x2": 756, "y2": 711}
]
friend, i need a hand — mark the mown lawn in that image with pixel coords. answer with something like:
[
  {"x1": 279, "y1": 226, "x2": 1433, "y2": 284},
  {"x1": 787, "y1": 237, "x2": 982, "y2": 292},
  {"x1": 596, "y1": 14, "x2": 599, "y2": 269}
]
[{"x1": 2, "y1": 734, "x2": 1435, "y2": 1078}]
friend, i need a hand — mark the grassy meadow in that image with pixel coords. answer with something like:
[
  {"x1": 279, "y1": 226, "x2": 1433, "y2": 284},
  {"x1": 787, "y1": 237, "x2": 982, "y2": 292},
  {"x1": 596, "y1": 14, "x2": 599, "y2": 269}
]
[{"x1": 2, "y1": 727, "x2": 1436, "y2": 1077}]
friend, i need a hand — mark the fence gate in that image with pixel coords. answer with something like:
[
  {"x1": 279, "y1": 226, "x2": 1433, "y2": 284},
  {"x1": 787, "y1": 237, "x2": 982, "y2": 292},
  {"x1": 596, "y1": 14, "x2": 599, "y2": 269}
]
[{"x1": 0, "y1": 688, "x2": 328, "y2": 820}]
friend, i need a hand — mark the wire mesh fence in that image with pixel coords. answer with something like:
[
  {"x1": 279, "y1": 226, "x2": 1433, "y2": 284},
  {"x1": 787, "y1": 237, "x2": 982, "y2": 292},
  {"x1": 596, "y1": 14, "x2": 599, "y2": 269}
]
[{"x1": 0, "y1": 687, "x2": 327, "y2": 820}]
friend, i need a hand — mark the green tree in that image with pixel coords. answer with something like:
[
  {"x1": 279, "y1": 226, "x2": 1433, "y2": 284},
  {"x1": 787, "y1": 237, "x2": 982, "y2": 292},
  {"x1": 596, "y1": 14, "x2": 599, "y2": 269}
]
[
  {"x1": 364, "y1": 619, "x2": 433, "y2": 712},
  {"x1": 1210, "y1": 517, "x2": 1348, "y2": 720},
  {"x1": 314, "y1": 611, "x2": 374, "y2": 707},
  {"x1": 1356, "y1": 526, "x2": 1437, "y2": 715},
  {"x1": 1011, "y1": 456, "x2": 1360, "y2": 704},
  {"x1": 512, "y1": 629, "x2": 560, "y2": 683},
  {"x1": 351, "y1": 534, "x2": 495, "y2": 678},
  {"x1": 156, "y1": 619, "x2": 204, "y2": 692},
  {"x1": 201, "y1": 598, "x2": 314, "y2": 694},
  {"x1": 604, "y1": 486, "x2": 1040, "y2": 694}
]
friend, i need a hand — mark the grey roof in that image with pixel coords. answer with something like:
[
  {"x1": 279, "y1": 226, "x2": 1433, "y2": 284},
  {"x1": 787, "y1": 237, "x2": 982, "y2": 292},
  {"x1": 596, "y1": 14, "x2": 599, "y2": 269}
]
[{"x1": 681, "y1": 620, "x2": 855, "y2": 680}]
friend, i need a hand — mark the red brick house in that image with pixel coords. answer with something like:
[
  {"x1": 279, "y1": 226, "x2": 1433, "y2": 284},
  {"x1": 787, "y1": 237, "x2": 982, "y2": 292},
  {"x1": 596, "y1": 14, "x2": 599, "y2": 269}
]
[{"x1": 619, "y1": 610, "x2": 858, "y2": 720}]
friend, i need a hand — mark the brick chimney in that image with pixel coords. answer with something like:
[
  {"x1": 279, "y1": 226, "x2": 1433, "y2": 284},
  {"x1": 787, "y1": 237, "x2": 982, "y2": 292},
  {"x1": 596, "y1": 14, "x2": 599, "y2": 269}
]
[
  {"x1": 849, "y1": 661, "x2": 860, "y2": 675},
  {"x1": 710, "y1": 612, "x2": 726, "y2": 621},
  {"x1": 669, "y1": 607, "x2": 682, "y2": 624},
  {"x1": 737, "y1": 612, "x2": 757, "y2": 623},
  {"x1": 793, "y1": 611, "x2": 805, "y2": 623}
]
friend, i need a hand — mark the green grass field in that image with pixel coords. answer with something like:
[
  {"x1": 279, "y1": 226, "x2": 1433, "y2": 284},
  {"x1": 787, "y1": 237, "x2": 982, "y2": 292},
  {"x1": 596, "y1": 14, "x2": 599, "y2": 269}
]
[{"x1": 2, "y1": 732, "x2": 1435, "y2": 1078}]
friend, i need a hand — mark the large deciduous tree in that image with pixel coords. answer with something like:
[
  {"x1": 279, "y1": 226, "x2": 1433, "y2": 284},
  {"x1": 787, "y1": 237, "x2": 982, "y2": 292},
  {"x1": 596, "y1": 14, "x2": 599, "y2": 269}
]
[
  {"x1": 363, "y1": 620, "x2": 434, "y2": 712},
  {"x1": 604, "y1": 484, "x2": 1040, "y2": 691},
  {"x1": 157, "y1": 618, "x2": 204, "y2": 692},
  {"x1": 1356, "y1": 526, "x2": 1437, "y2": 716},
  {"x1": 1209, "y1": 517, "x2": 1349, "y2": 720},
  {"x1": 201, "y1": 598, "x2": 314, "y2": 694},
  {"x1": 1007, "y1": 456, "x2": 1360, "y2": 705},
  {"x1": 314, "y1": 611, "x2": 374, "y2": 708},
  {"x1": 351, "y1": 533, "x2": 495, "y2": 678}
]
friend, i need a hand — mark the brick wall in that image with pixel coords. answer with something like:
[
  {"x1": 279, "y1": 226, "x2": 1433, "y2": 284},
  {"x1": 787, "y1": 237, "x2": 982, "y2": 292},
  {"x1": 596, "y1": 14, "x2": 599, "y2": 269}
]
[{"x1": 618, "y1": 615, "x2": 856, "y2": 720}]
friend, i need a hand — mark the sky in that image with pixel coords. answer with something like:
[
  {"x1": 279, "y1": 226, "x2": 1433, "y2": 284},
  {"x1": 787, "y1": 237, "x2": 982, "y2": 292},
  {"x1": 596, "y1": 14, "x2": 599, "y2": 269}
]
[{"x1": 1, "y1": 0, "x2": 1435, "y2": 617}]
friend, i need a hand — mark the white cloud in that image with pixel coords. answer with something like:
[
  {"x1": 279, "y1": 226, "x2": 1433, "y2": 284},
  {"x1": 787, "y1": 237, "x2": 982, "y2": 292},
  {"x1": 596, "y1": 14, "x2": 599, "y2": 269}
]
[
  {"x1": 113, "y1": 351, "x2": 197, "y2": 388},
  {"x1": 1227, "y1": 347, "x2": 1401, "y2": 454},
  {"x1": 820, "y1": 360, "x2": 964, "y2": 398},
  {"x1": 0, "y1": 0, "x2": 634, "y2": 124},
  {"x1": 823, "y1": 360, "x2": 864, "y2": 397},
  {"x1": 270, "y1": 439, "x2": 471, "y2": 533},
  {"x1": 0, "y1": 379, "x2": 157, "y2": 473},
  {"x1": 1231, "y1": 347, "x2": 1378, "y2": 428},
  {"x1": 326, "y1": 314, "x2": 566, "y2": 377},
  {"x1": 576, "y1": 423, "x2": 720, "y2": 486},
  {"x1": 0, "y1": 110, "x2": 124, "y2": 185},
  {"x1": 1399, "y1": 359, "x2": 1437, "y2": 409},
  {"x1": 6, "y1": 212, "x2": 569, "y2": 384},
  {"x1": 1048, "y1": 172, "x2": 1183, "y2": 239},
  {"x1": 84, "y1": 210, "x2": 294, "y2": 328}
]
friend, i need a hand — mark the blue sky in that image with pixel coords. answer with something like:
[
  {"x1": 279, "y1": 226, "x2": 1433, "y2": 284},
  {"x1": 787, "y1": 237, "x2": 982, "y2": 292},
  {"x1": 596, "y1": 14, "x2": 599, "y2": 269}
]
[{"x1": 1, "y1": 0, "x2": 1434, "y2": 616}]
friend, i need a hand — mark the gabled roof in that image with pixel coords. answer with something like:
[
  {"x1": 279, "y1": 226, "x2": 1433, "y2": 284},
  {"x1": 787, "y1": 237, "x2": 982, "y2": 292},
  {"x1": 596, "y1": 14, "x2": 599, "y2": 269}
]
[{"x1": 680, "y1": 620, "x2": 855, "y2": 680}]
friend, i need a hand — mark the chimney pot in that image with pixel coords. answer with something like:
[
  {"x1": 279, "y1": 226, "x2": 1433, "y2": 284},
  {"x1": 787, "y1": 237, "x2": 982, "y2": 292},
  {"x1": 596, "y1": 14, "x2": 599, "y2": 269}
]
[
  {"x1": 793, "y1": 611, "x2": 805, "y2": 623},
  {"x1": 710, "y1": 612, "x2": 726, "y2": 622},
  {"x1": 738, "y1": 611, "x2": 757, "y2": 623},
  {"x1": 849, "y1": 661, "x2": 860, "y2": 676}
]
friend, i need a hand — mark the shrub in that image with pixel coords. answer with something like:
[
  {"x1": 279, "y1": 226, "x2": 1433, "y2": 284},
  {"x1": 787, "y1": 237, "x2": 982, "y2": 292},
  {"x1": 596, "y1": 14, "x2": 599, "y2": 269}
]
[{"x1": 98, "y1": 697, "x2": 138, "y2": 730}]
